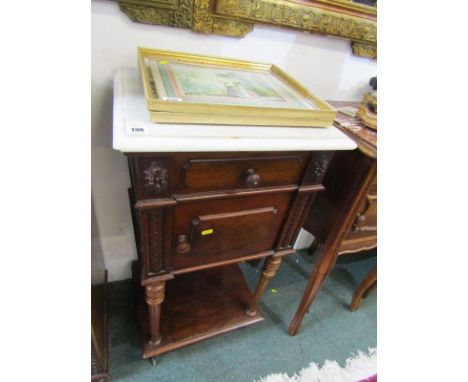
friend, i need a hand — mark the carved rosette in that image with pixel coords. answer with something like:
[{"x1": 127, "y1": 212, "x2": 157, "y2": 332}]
[
  {"x1": 143, "y1": 161, "x2": 168, "y2": 194},
  {"x1": 148, "y1": 210, "x2": 164, "y2": 274}
]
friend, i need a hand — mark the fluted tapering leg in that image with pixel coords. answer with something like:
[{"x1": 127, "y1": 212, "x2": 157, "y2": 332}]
[
  {"x1": 145, "y1": 281, "x2": 165, "y2": 345},
  {"x1": 246, "y1": 256, "x2": 282, "y2": 316}
]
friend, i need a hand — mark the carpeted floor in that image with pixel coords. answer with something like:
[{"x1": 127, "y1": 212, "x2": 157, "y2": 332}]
[{"x1": 108, "y1": 250, "x2": 377, "y2": 382}]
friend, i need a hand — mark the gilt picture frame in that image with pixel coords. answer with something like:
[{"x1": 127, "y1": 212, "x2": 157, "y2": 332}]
[
  {"x1": 120, "y1": 1, "x2": 376, "y2": 59},
  {"x1": 138, "y1": 47, "x2": 337, "y2": 127}
]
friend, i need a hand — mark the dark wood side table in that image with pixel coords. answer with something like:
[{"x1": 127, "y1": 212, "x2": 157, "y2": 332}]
[
  {"x1": 288, "y1": 101, "x2": 377, "y2": 336},
  {"x1": 113, "y1": 68, "x2": 356, "y2": 362}
]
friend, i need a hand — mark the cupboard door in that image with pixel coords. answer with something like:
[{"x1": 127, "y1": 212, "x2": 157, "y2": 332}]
[{"x1": 172, "y1": 193, "x2": 294, "y2": 270}]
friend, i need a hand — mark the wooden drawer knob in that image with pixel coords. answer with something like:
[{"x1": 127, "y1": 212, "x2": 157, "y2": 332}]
[
  {"x1": 243, "y1": 168, "x2": 260, "y2": 187},
  {"x1": 176, "y1": 235, "x2": 191, "y2": 254}
]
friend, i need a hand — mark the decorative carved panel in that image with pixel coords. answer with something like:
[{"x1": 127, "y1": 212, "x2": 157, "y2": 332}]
[
  {"x1": 119, "y1": 0, "x2": 193, "y2": 29},
  {"x1": 193, "y1": 0, "x2": 254, "y2": 35},
  {"x1": 148, "y1": 210, "x2": 164, "y2": 273},
  {"x1": 279, "y1": 193, "x2": 310, "y2": 248},
  {"x1": 215, "y1": 0, "x2": 376, "y2": 43},
  {"x1": 119, "y1": 0, "x2": 253, "y2": 36},
  {"x1": 118, "y1": 0, "x2": 376, "y2": 58}
]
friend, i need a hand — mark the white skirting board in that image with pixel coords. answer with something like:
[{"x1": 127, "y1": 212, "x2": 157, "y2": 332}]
[
  {"x1": 95, "y1": 234, "x2": 137, "y2": 282},
  {"x1": 294, "y1": 229, "x2": 315, "y2": 251}
]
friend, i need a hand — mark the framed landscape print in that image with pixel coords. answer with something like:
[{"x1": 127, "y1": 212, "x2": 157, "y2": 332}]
[{"x1": 138, "y1": 47, "x2": 337, "y2": 127}]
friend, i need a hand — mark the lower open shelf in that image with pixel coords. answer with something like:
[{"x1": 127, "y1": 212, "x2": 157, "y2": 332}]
[{"x1": 135, "y1": 264, "x2": 264, "y2": 358}]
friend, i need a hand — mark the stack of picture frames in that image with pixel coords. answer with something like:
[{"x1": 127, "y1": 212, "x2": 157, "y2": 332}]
[
  {"x1": 138, "y1": 47, "x2": 337, "y2": 127},
  {"x1": 120, "y1": 1, "x2": 377, "y2": 59}
]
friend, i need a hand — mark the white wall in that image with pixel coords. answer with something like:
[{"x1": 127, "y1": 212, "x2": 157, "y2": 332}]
[{"x1": 91, "y1": 0, "x2": 376, "y2": 281}]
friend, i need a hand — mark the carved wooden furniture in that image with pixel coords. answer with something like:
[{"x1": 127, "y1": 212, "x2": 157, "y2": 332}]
[
  {"x1": 128, "y1": 151, "x2": 336, "y2": 362},
  {"x1": 288, "y1": 100, "x2": 376, "y2": 335},
  {"x1": 118, "y1": 0, "x2": 377, "y2": 59},
  {"x1": 113, "y1": 68, "x2": 356, "y2": 362}
]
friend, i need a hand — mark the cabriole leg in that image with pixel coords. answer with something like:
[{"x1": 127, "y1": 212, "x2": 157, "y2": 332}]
[{"x1": 350, "y1": 266, "x2": 377, "y2": 311}]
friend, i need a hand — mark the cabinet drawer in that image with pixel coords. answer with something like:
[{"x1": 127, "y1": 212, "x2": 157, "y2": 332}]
[
  {"x1": 178, "y1": 154, "x2": 307, "y2": 193},
  {"x1": 172, "y1": 193, "x2": 294, "y2": 270},
  {"x1": 345, "y1": 195, "x2": 377, "y2": 241},
  {"x1": 129, "y1": 152, "x2": 312, "y2": 200}
]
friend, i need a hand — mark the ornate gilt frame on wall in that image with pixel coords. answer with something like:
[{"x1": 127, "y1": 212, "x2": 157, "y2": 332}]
[{"x1": 118, "y1": 0, "x2": 376, "y2": 59}]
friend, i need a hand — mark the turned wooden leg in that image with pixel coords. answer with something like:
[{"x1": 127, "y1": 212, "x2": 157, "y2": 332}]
[
  {"x1": 350, "y1": 266, "x2": 377, "y2": 311},
  {"x1": 246, "y1": 256, "x2": 282, "y2": 316},
  {"x1": 145, "y1": 281, "x2": 165, "y2": 345},
  {"x1": 288, "y1": 246, "x2": 338, "y2": 336}
]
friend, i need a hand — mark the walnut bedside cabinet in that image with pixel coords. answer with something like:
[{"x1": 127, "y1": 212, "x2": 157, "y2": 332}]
[
  {"x1": 288, "y1": 100, "x2": 377, "y2": 336},
  {"x1": 113, "y1": 68, "x2": 356, "y2": 363}
]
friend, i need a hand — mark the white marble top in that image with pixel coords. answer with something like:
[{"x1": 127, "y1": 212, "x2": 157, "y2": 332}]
[{"x1": 112, "y1": 68, "x2": 357, "y2": 153}]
